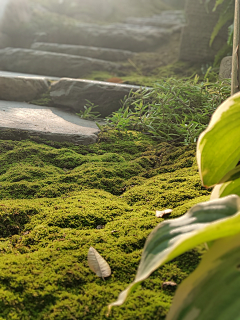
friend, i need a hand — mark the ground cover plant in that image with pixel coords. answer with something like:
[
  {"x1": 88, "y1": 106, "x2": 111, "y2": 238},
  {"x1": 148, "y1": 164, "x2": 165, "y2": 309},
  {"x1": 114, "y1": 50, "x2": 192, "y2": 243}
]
[
  {"x1": 99, "y1": 78, "x2": 231, "y2": 144},
  {"x1": 0, "y1": 73, "x2": 233, "y2": 318},
  {"x1": 0, "y1": 129, "x2": 212, "y2": 319}
]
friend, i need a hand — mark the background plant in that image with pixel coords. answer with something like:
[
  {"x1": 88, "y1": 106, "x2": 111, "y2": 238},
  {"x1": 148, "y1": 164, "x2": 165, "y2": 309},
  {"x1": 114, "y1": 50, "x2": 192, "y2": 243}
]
[
  {"x1": 104, "y1": 77, "x2": 230, "y2": 144},
  {"x1": 76, "y1": 100, "x2": 101, "y2": 120},
  {"x1": 206, "y1": 0, "x2": 234, "y2": 65}
]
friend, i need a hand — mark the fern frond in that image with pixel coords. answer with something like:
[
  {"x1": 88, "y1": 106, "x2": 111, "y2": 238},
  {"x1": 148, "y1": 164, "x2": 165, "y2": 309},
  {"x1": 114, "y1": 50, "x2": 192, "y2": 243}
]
[{"x1": 210, "y1": 0, "x2": 234, "y2": 46}]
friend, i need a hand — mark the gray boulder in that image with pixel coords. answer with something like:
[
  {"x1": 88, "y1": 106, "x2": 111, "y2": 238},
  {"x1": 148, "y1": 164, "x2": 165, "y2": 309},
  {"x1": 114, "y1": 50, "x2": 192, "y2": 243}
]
[
  {"x1": 33, "y1": 23, "x2": 171, "y2": 52},
  {"x1": 31, "y1": 42, "x2": 134, "y2": 62},
  {"x1": 50, "y1": 78, "x2": 146, "y2": 117},
  {"x1": 0, "y1": 76, "x2": 49, "y2": 101},
  {"x1": 219, "y1": 56, "x2": 232, "y2": 79},
  {"x1": 0, "y1": 48, "x2": 120, "y2": 78}
]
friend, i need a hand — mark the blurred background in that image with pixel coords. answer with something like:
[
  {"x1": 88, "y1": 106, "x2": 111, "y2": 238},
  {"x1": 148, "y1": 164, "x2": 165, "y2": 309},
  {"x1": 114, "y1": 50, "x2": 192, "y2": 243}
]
[{"x1": 0, "y1": 0, "x2": 233, "y2": 83}]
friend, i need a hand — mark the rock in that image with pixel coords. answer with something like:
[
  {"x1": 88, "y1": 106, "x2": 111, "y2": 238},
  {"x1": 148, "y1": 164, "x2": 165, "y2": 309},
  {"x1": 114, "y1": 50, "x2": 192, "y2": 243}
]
[
  {"x1": 0, "y1": 76, "x2": 49, "y2": 101},
  {"x1": 0, "y1": 0, "x2": 33, "y2": 48},
  {"x1": 162, "y1": 0, "x2": 186, "y2": 9},
  {"x1": 1, "y1": 0, "x2": 170, "y2": 49},
  {"x1": 34, "y1": 32, "x2": 48, "y2": 43},
  {"x1": 0, "y1": 0, "x2": 9, "y2": 21},
  {"x1": 50, "y1": 78, "x2": 146, "y2": 117},
  {"x1": 30, "y1": 23, "x2": 170, "y2": 52},
  {"x1": 125, "y1": 10, "x2": 186, "y2": 29},
  {"x1": 0, "y1": 48, "x2": 120, "y2": 78},
  {"x1": 219, "y1": 56, "x2": 232, "y2": 79},
  {"x1": 0, "y1": 100, "x2": 99, "y2": 145},
  {"x1": 31, "y1": 42, "x2": 134, "y2": 62},
  {"x1": 179, "y1": 1, "x2": 233, "y2": 63},
  {"x1": 64, "y1": 23, "x2": 170, "y2": 52},
  {"x1": 0, "y1": 32, "x2": 11, "y2": 49},
  {"x1": 0, "y1": 70, "x2": 59, "y2": 81},
  {"x1": 57, "y1": 0, "x2": 169, "y2": 23}
]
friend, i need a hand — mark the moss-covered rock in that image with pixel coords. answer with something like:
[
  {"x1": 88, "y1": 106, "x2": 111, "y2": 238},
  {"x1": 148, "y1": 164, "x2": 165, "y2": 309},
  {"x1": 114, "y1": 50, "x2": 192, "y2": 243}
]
[{"x1": 0, "y1": 131, "x2": 210, "y2": 319}]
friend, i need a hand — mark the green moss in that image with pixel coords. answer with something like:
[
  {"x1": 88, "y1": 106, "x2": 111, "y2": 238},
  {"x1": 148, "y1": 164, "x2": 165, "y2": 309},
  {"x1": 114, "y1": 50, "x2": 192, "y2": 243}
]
[
  {"x1": 155, "y1": 61, "x2": 202, "y2": 79},
  {"x1": 30, "y1": 92, "x2": 52, "y2": 107},
  {"x1": 87, "y1": 61, "x2": 212, "y2": 87},
  {"x1": 0, "y1": 164, "x2": 62, "y2": 182},
  {"x1": 0, "y1": 131, "x2": 210, "y2": 319}
]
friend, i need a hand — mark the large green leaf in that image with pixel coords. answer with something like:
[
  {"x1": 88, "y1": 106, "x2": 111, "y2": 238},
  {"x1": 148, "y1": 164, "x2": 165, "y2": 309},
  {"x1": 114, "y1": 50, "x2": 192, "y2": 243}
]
[
  {"x1": 210, "y1": 166, "x2": 240, "y2": 199},
  {"x1": 166, "y1": 233, "x2": 240, "y2": 320},
  {"x1": 197, "y1": 92, "x2": 240, "y2": 188},
  {"x1": 219, "y1": 165, "x2": 240, "y2": 183},
  {"x1": 211, "y1": 178, "x2": 240, "y2": 200},
  {"x1": 108, "y1": 195, "x2": 240, "y2": 313}
]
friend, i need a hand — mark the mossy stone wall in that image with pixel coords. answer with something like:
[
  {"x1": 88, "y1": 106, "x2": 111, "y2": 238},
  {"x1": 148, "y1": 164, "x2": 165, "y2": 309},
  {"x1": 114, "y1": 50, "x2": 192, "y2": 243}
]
[{"x1": 179, "y1": 0, "x2": 234, "y2": 63}]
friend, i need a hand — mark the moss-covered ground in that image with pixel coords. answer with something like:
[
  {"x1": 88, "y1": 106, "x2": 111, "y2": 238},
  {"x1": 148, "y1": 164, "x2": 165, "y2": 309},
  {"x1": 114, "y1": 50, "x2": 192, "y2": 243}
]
[{"x1": 0, "y1": 131, "x2": 210, "y2": 319}]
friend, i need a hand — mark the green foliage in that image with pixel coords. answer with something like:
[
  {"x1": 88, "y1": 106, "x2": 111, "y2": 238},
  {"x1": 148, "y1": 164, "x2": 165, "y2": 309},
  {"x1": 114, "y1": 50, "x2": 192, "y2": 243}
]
[
  {"x1": 210, "y1": 0, "x2": 234, "y2": 65},
  {"x1": 213, "y1": 42, "x2": 232, "y2": 67},
  {"x1": 210, "y1": 0, "x2": 234, "y2": 47},
  {"x1": 197, "y1": 94, "x2": 240, "y2": 187},
  {"x1": 0, "y1": 133, "x2": 208, "y2": 319},
  {"x1": 87, "y1": 62, "x2": 213, "y2": 87},
  {"x1": 167, "y1": 233, "x2": 240, "y2": 320},
  {"x1": 76, "y1": 100, "x2": 101, "y2": 120},
  {"x1": 108, "y1": 195, "x2": 240, "y2": 313},
  {"x1": 30, "y1": 92, "x2": 52, "y2": 107},
  {"x1": 108, "y1": 89, "x2": 240, "y2": 317},
  {"x1": 199, "y1": 0, "x2": 234, "y2": 66},
  {"x1": 104, "y1": 78, "x2": 230, "y2": 144},
  {"x1": 0, "y1": 134, "x2": 204, "y2": 201}
]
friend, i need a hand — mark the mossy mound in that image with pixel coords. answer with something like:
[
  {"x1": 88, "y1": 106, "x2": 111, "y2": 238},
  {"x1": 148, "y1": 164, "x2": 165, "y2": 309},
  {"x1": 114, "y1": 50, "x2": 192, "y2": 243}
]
[{"x1": 0, "y1": 131, "x2": 210, "y2": 319}]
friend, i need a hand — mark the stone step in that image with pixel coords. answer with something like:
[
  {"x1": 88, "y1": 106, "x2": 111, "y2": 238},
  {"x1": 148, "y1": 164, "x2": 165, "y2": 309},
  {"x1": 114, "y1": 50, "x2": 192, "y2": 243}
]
[
  {"x1": 124, "y1": 10, "x2": 186, "y2": 29},
  {"x1": 0, "y1": 76, "x2": 49, "y2": 102},
  {"x1": 0, "y1": 74, "x2": 148, "y2": 118},
  {"x1": 31, "y1": 11, "x2": 185, "y2": 52},
  {"x1": 0, "y1": 100, "x2": 99, "y2": 145},
  {"x1": 0, "y1": 48, "x2": 120, "y2": 78},
  {"x1": 50, "y1": 78, "x2": 148, "y2": 117},
  {"x1": 35, "y1": 22, "x2": 171, "y2": 52},
  {"x1": 0, "y1": 70, "x2": 59, "y2": 81},
  {"x1": 31, "y1": 42, "x2": 135, "y2": 62}
]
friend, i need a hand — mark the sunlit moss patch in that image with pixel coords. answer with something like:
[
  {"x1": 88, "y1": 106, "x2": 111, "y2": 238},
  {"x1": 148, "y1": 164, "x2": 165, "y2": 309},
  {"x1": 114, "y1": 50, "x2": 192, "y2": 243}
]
[{"x1": 0, "y1": 131, "x2": 209, "y2": 319}]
